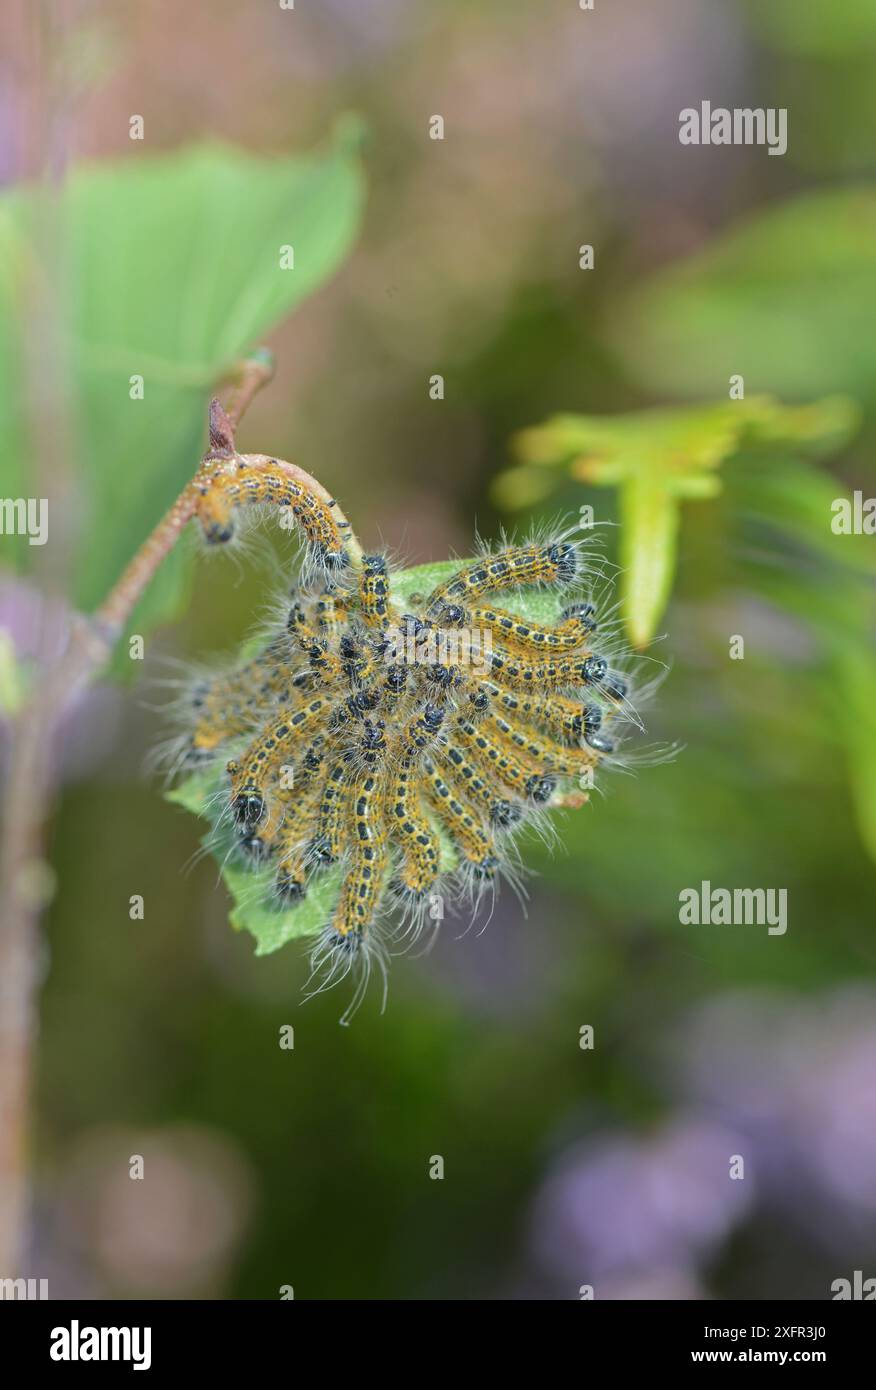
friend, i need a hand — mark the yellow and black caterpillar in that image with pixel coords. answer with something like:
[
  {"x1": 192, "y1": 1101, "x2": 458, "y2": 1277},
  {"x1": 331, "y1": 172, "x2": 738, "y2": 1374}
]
[{"x1": 166, "y1": 452, "x2": 649, "y2": 1015}]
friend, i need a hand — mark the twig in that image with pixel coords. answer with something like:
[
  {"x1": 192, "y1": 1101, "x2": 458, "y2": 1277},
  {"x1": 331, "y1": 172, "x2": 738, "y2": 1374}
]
[
  {"x1": 220, "y1": 347, "x2": 275, "y2": 433},
  {"x1": 0, "y1": 351, "x2": 304, "y2": 1272},
  {"x1": 93, "y1": 354, "x2": 275, "y2": 645}
]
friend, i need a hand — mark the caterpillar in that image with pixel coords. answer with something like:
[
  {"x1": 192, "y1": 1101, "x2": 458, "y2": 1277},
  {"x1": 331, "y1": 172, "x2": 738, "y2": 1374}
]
[
  {"x1": 442, "y1": 603, "x2": 597, "y2": 656},
  {"x1": 165, "y1": 466, "x2": 663, "y2": 1019},
  {"x1": 194, "y1": 455, "x2": 351, "y2": 570},
  {"x1": 422, "y1": 541, "x2": 579, "y2": 619},
  {"x1": 386, "y1": 704, "x2": 445, "y2": 902}
]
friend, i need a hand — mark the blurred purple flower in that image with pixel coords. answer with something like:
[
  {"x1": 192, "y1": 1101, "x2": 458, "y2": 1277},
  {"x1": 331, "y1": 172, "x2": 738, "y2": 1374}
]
[
  {"x1": 0, "y1": 576, "x2": 71, "y2": 663},
  {"x1": 669, "y1": 987, "x2": 876, "y2": 1248},
  {"x1": 530, "y1": 1117, "x2": 752, "y2": 1291}
]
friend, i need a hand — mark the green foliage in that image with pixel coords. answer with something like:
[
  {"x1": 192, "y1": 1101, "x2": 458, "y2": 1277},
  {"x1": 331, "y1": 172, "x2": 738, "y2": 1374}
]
[
  {"x1": 496, "y1": 395, "x2": 858, "y2": 647},
  {"x1": 166, "y1": 762, "x2": 345, "y2": 955},
  {"x1": 726, "y1": 458, "x2": 876, "y2": 862},
  {"x1": 226, "y1": 860, "x2": 345, "y2": 957},
  {"x1": 390, "y1": 558, "x2": 568, "y2": 627},
  {"x1": 0, "y1": 124, "x2": 366, "y2": 637},
  {"x1": 493, "y1": 391, "x2": 876, "y2": 865},
  {"x1": 747, "y1": 0, "x2": 876, "y2": 55},
  {"x1": 609, "y1": 189, "x2": 876, "y2": 400}
]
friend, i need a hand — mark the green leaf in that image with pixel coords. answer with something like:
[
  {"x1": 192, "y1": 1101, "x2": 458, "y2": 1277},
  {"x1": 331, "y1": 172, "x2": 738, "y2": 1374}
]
[
  {"x1": 165, "y1": 766, "x2": 221, "y2": 817},
  {"x1": 0, "y1": 126, "x2": 366, "y2": 641},
  {"x1": 609, "y1": 189, "x2": 876, "y2": 400},
  {"x1": 506, "y1": 397, "x2": 857, "y2": 492},
  {"x1": 830, "y1": 643, "x2": 876, "y2": 864},
  {"x1": 726, "y1": 458, "x2": 876, "y2": 579},
  {"x1": 619, "y1": 476, "x2": 680, "y2": 649},
  {"x1": 724, "y1": 453, "x2": 876, "y2": 866},
  {"x1": 225, "y1": 859, "x2": 344, "y2": 957},
  {"x1": 496, "y1": 396, "x2": 858, "y2": 644},
  {"x1": 167, "y1": 765, "x2": 346, "y2": 954},
  {"x1": 389, "y1": 559, "x2": 568, "y2": 626}
]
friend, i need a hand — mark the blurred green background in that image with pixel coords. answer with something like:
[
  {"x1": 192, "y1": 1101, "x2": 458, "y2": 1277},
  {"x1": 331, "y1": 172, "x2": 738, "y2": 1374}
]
[{"x1": 2, "y1": 0, "x2": 876, "y2": 1299}]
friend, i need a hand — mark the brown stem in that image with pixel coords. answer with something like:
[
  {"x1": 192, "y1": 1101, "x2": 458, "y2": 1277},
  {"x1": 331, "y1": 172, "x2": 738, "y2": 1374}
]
[
  {"x1": 0, "y1": 0, "x2": 76, "y2": 1274},
  {"x1": 220, "y1": 349, "x2": 275, "y2": 433},
  {"x1": 93, "y1": 356, "x2": 280, "y2": 642},
  {"x1": 0, "y1": 351, "x2": 281, "y2": 1272},
  {"x1": 92, "y1": 488, "x2": 199, "y2": 644}
]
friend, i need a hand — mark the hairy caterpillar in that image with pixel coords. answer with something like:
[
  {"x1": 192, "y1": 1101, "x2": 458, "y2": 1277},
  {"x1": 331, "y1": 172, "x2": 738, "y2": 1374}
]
[
  {"x1": 164, "y1": 459, "x2": 663, "y2": 1020},
  {"x1": 195, "y1": 454, "x2": 351, "y2": 568}
]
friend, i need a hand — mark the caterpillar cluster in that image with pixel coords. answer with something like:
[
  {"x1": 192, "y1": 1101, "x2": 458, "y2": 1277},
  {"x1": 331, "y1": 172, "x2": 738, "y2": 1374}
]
[{"x1": 164, "y1": 452, "x2": 654, "y2": 1018}]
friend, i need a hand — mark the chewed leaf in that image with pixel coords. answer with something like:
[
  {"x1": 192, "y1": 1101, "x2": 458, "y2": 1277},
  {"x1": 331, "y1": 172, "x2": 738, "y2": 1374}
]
[
  {"x1": 165, "y1": 767, "x2": 221, "y2": 816},
  {"x1": 390, "y1": 560, "x2": 568, "y2": 627},
  {"x1": 167, "y1": 772, "x2": 345, "y2": 953},
  {"x1": 225, "y1": 860, "x2": 345, "y2": 957}
]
